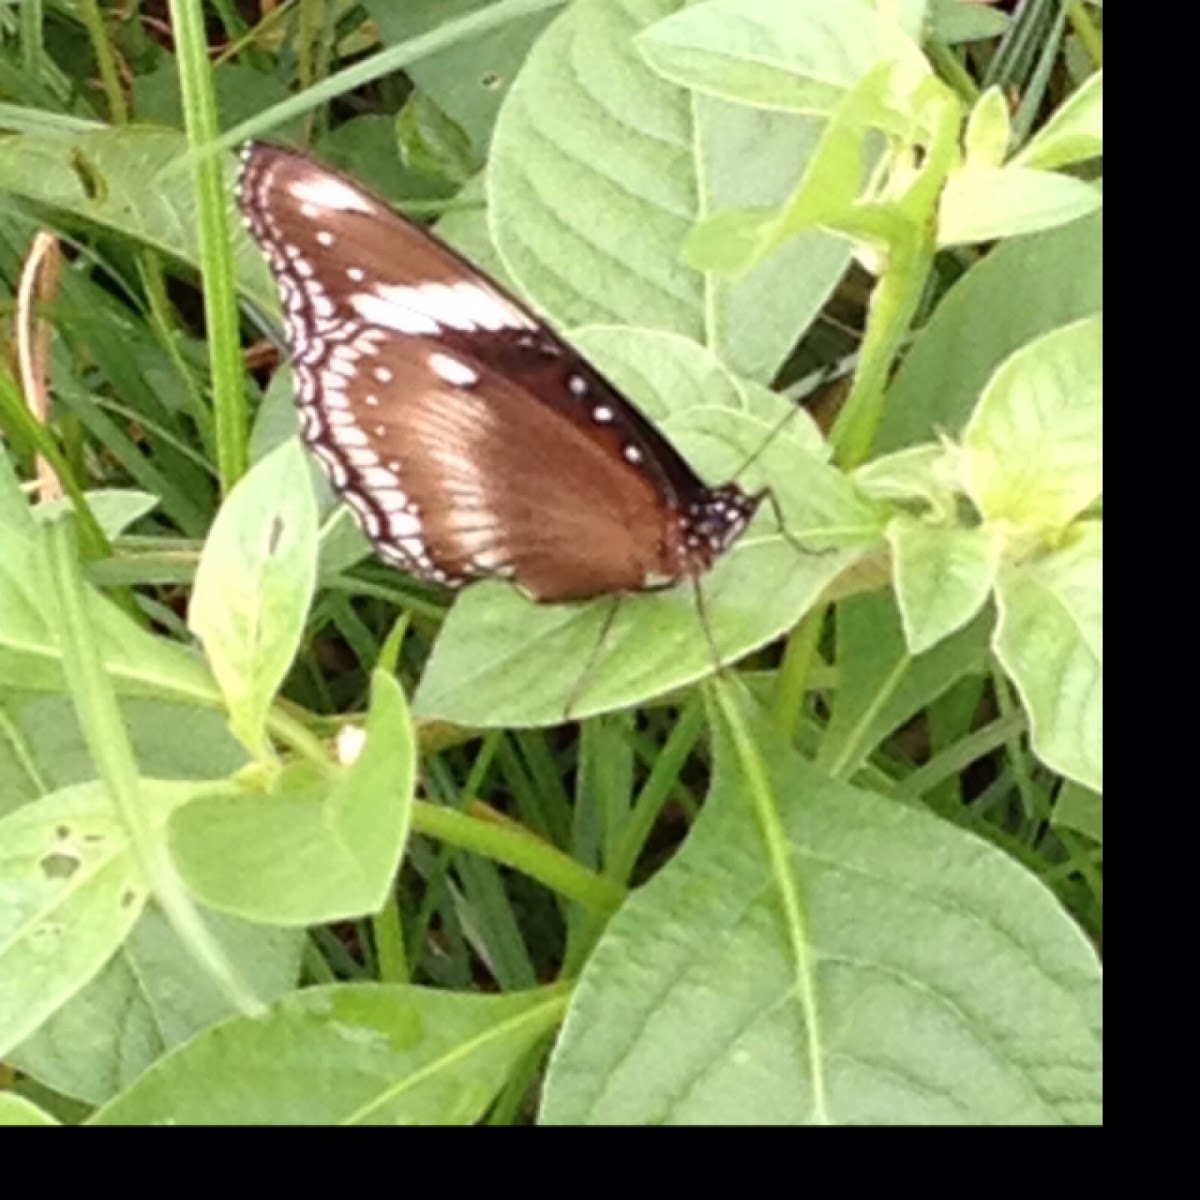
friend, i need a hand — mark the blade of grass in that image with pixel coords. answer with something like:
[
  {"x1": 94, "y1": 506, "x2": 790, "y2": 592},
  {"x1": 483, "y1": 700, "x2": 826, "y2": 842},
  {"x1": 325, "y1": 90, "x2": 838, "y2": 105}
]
[{"x1": 167, "y1": 0, "x2": 249, "y2": 493}]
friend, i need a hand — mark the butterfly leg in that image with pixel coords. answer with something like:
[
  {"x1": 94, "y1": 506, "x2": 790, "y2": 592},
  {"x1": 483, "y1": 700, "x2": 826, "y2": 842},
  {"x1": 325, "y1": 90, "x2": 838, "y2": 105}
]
[
  {"x1": 761, "y1": 487, "x2": 838, "y2": 560},
  {"x1": 562, "y1": 594, "x2": 623, "y2": 722}
]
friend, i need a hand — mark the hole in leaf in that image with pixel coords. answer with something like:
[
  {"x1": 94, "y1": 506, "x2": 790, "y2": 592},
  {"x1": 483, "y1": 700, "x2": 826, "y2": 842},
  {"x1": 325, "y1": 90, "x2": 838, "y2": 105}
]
[
  {"x1": 480, "y1": 71, "x2": 503, "y2": 90},
  {"x1": 69, "y1": 149, "x2": 106, "y2": 203},
  {"x1": 40, "y1": 851, "x2": 80, "y2": 880}
]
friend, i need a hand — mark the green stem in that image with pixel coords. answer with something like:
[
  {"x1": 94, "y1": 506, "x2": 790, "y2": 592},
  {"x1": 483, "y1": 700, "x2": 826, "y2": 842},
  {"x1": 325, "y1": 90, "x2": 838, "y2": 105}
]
[
  {"x1": 1065, "y1": 0, "x2": 1103, "y2": 67},
  {"x1": 45, "y1": 517, "x2": 262, "y2": 1015},
  {"x1": 76, "y1": 0, "x2": 127, "y2": 123},
  {"x1": 372, "y1": 891, "x2": 409, "y2": 983},
  {"x1": 168, "y1": 0, "x2": 249, "y2": 493},
  {"x1": 925, "y1": 35, "x2": 979, "y2": 105},
  {"x1": 710, "y1": 679, "x2": 830, "y2": 1124},
  {"x1": 830, "y1": 87, "x2": 962, "y2": 469},
  {"x1": 770, "y1": 606, "x2": 826, "y2": 737},
  {"x1": 412, "y1": 799, "x2": 626, "y2": 918}
]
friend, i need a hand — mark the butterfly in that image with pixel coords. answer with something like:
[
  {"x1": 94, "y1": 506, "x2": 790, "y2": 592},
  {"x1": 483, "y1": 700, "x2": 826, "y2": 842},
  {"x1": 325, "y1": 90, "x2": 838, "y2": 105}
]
[{"x1": 235, "y1": 141, "x2": 764, "y2": 605}]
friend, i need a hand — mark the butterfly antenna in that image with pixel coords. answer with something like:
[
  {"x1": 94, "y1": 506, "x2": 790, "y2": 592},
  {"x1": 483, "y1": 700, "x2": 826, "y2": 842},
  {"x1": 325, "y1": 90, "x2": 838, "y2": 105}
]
[
  {"x1": 562, "y1": 595, "x2": 623, "y2": 722},
  {"x1": 729, "y1": 401, "x2": 809, "y2": 484}
]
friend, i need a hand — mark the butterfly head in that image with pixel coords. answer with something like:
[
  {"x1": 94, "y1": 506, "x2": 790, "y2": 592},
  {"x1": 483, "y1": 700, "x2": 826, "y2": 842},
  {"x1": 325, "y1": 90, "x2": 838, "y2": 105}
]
[{"x1": 677, "y1": 484, "x2": 763, "y2": 575}]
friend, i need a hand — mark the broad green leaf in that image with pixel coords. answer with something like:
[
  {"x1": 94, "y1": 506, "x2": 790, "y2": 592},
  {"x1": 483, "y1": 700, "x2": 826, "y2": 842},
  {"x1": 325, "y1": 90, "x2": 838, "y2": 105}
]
[
  {"x1": 685, "y1": 61, "x2": 898, "y2": 275},
  {"x1": 887, "y1": 516, "x2": 1000, "y2": 654},
  {"x1": 1054, "y1": 781, "x2": 1102, "y2": 843},
  {"x1": 994, "y1": 522, "x2": 1101, "y2": 791},
  {"x1": 929, "y1": 0, "x2": 1010, "y2": 42},
  {"x1": 363, "y1": 0, "x2": 557, "y2": 151},
  {"x1": 415, "y1": 330, "x2": 882, "y2": 727},
  {"x1": 35, "y1": 489, "x2": 158, "y2": 539},
  {"x1": 876, "y1": 204, "x2": 1102, "y2": 451},
  {"x1": 0, "y1": 692, "x2": 246, "y2": 819},
  {"x1": 1014, "y1": 70, "x2": 1102, "y2": 171},
  {"x1": 489, "y1": 0, "x2": 841, "y2": 383},
  {"x1": 0, "y1": 779, "x2": 212, "y2": 1057},
  {"x1": 396, "y1": 92, "x2": 481, "y2": 186},
  {"x1": 188, "y1": 438, "x2": 318, "y2": 760},
  {"x1": 0, "y1": 446, "x2": 32, "y2": 534},
  {"x1": 939, "y1": 166, "x2": 1101, "y2": 246},
  {"x1": 963, "y1": 86, "x2": 1011, "y2": 169},
  {"x1": 541, "y1": 687, "x2": 1102, "y2": 1124},
  {"x1": 9, "y1": 907, "x2": 302, "y2": 1106},
  {"x1": 170, "y1": 672, "x2": 416, "y2": 925},
  {"x1": 853, "y1": 441, "x2": 958, "y2": 517},
  {"x1": 962, "y1": 316, "x2": 1102, "y2": 533},
  {"x1": 637, "y1": 0, "x2": 929, "y2": 117},
  {"x1": 436, "y1": 173, "x2": 518, "y2": 289},
  {"x1": 0, "y1": 520, "x2": 219, "y2": 706},
  {"x1": 818, "y1": 590, "x2": 991, "y2": 779},
  {"x1": 91, "y1": 983, "x2": 569, "y2": 1125},
  {"x1": 0, "y1": 1094, "x2": 59, "y2": 1125},
  {"x1": 0, "y1": 127, "x2": 276, "y2": 313}
]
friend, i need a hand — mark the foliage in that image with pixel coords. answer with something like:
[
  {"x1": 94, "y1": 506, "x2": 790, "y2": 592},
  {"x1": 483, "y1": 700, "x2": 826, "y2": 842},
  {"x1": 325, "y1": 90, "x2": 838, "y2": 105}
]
[{"x1": 0, "y1": 0, "x2": 1101, "y2": 1125}]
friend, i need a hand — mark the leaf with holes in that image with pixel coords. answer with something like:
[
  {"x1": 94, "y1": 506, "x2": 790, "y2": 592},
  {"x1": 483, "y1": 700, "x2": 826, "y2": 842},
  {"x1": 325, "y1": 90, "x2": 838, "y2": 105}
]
[
  {"x1": 0, "y1": 127, "x2": 276, "y2": 313},
  {"x1": 188, "y1": 438, "x2": 318, "y2": 760},
  {"x1": 0, "y1": 779, "x2": 214, "y2": 1058},
  {"x1": 91, "y1": 983, "x2": 569, "y2": 1125},
  {"x1": 541, "y1": 686, "x2": 1102, "y2": 1124},
  {"x1": 9, "y1": 906, "x2": 303, "y2": 1106}
]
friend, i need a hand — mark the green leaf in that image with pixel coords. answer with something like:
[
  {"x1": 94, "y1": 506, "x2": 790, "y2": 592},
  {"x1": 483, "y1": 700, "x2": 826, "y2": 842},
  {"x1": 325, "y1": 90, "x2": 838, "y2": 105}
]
[
  {"x1": 188, "y1": 438, "x2": 318, "y2": 759},
  {"x1": 0, "y1": 1094, "x2": 59, "y2": 1125},
  {"x1": 876, "y1": 204, "x2": 1102, "y2": 451},
  {"x1": 636, "y1": 0, "x2": 929, "y2": 117},
  {"x1": 170, "y1": 671, "x2": 416, "y2": 925},
  {"x1": 929, "y1": 0, "x2": 1010, "y2": 43},
  {"x1": 0, "y1": 779, "x2": 211, "y2": 1058},
  {"x1": 0, "y1": 445, "x2": 33, "y2": 535},
  {"x1": 993, "y1": 523, "x2": 1101, "y2": 791},
  {"x1": 818, "y1": 590, "x2": 991, "y2": 779},
  {"x1": 541, "y1": 687, "x2": 1101, "y2": 1124},
  {"x1": 887, "y1": 516, "x2": 1001, "y2": 654},
  {"x1": 1053, "y1": 781, "x2": 1102, "y2": 843},
  {"x1": 362, "y1": 0, "x2": 557, "y2": 151},
  {"x1": 9, "y1": 906, "x2": 302, "y2": 1106},
  {"x1": 939, "y1": 166, "x2": 1101, "y2": 246},
  {"x1": 0, "y1": 692, "x2": 246, "y2": 820},
  {"x1": 962, "y1": 316, "x2": 1102, "y2": 533},
  {"x1": 488, "y1": 0, "x2": 843, "y2": 382},
  {"x1": 35, "y1": 489, "x2": 159, "y2": 539},
  {"x1": 91, "y1": 983, "x2": 568, "y2": 1125},
  {"x1": 853, "y1": 442, "x2": 958, "y2": 517},
  {"x1": 0, "y1": 127, "x2": 276, "y2": 314},
  {"x1": 0, "y1": 520, "x2": 219, "y2": 706},
  {"x1": 396, "y1": 91, "x2": 482, "y2": 186},
  {"x1": 1013, "y1": 69, "x2": 1102, "y2": 171},
  {"x1": 963, "y1": 85, "x2": 1011, "y2": 169},
  {"x1": 415, "y1": 329, "x2": 882, "y2": 727}
]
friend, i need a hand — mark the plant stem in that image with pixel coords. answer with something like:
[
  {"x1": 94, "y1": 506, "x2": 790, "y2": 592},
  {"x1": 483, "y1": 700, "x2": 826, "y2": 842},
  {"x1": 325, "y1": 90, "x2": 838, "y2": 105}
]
[
  {"x1": 770, "y1": 606, "x2": 826, "y2": 737},
  {"x1": 412, "y1": 799, "x2": 626, "y2": 918}
]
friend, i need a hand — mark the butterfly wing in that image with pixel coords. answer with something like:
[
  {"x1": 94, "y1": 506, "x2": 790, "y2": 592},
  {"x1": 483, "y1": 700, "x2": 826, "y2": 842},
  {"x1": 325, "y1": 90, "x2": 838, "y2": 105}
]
[{"x1": 237, "y1": 141, "x2": 706, "y2": 601}]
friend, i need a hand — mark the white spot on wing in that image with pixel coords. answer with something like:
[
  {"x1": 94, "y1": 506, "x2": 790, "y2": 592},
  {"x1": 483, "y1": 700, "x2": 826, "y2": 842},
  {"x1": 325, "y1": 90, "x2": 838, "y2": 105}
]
[
  {"x1": 350, "y1": 290, "x2": 438, "y2": 335},
  {"x1": 287, "y1": 174, "x2": 376, "y2": 215},
  {"x1": 429, "y1": 352, "x2": 479, "y2": 387}
]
